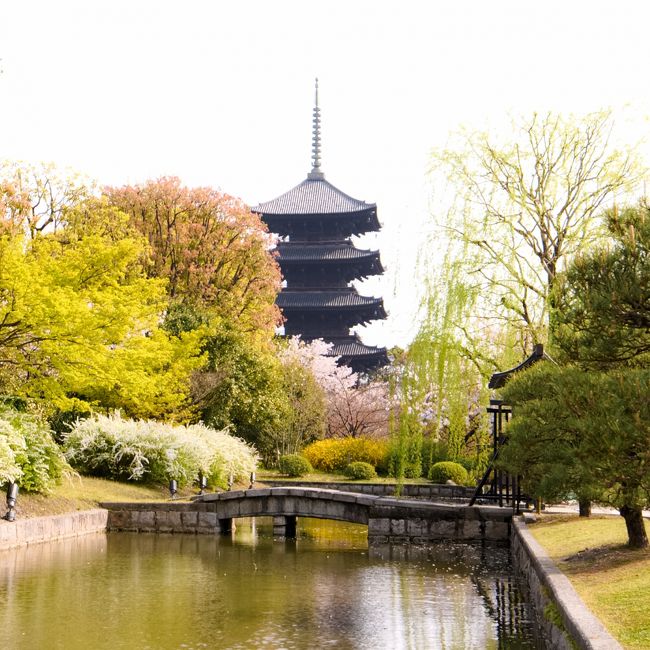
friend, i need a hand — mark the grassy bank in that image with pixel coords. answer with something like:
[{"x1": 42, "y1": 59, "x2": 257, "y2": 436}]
[
  {"x1": 13, "y1": 476, "x2": 174, "y2": 519},
  {"x1": 11, "y1": 471, "x2": 430, "y2": 519},
  {"x1": 528, "y1": 514, "x2": 650, "y2": 649}
]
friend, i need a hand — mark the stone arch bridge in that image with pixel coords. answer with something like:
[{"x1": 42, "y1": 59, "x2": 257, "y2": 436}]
[{"x1": 104, "y1": 487, "x2": 512, "y2": 544}]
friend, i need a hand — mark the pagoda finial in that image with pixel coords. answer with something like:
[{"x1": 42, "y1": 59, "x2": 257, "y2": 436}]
[{"x1": 308, "y1": 77, "x2": 324, "y2": 180}]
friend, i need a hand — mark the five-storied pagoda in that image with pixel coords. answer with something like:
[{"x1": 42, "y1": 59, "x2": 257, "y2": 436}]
[{"x1": 252, "y1": 81, "x2": 388, "y2": 373}]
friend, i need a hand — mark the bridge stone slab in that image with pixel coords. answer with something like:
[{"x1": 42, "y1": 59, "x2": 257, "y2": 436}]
[{"x1": 105, "y1": 488, "x2": 513, "y2": 544}]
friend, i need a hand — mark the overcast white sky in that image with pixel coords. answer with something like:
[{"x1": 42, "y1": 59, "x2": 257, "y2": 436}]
[{"x1": 2, "y1": 1, "x2": 650, "y2": 347}]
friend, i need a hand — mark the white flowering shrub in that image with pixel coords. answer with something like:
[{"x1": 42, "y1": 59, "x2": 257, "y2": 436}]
[
  {"x1": 0, "y1": 410, "x2": 69, "y2": 492},
  {"x1": 63, "y1": 414, "x2": 258, "y2": 488},
  {"x1": 0, "y1": 420, "x2": 23, "y2": 485}
]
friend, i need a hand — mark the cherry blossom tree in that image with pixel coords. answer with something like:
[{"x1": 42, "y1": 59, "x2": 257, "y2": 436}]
[{"x1": 279, "y1": 337, "x2": 392, "y2": 440}]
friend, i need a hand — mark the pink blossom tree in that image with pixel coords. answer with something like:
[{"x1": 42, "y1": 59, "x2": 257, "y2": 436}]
[{"x1": 279, "y1": 337, "x2": 392, "y2": 440}]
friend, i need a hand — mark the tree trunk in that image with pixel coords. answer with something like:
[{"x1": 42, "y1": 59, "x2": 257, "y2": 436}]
[
  {"x1": 619, "y1": 505, "x2": 649, "y2": 549},
  {"x1": 578, "y1": 499, "x2": 591, "y2": 517}
]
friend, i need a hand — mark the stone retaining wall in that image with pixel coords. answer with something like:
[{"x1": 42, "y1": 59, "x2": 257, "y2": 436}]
[
  {"x1": 511, "y1": 516, "x2": 621, "y2": 650},
  {"x1": 261, "y1": 480, "x2": 474, "y2": 500},
  {"x1": 103, "y1": 501, "x2": 220, "y2": 534},
  {"x1": 0, "y1": 509, "x2": 108, "y2": 551},
  {"x1": 367, "y1": 499, "x2": 511, "y2": 545}
]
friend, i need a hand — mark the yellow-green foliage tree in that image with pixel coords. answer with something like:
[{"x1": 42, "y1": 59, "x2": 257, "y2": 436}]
[
  {"x1": 0, "y1": 192, "x2": 203, "y2": 420},
  {"x1": 429, "y1": 110, "x2": 642, "y2": 366}
]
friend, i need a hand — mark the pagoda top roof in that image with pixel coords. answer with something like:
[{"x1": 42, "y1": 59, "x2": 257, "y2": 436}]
[
  {"x1": 277, "y1": 242, "x2": 380, "y2": 263},
  {"x1": 277, "y1": 290, "x2": 385, "y2": 312},
  {"x1": 253, "y1": 80, "x2": 378, "y2": 226},
  {"x1": 252, "y1": 177, "x2": 375, "y2": 217}
]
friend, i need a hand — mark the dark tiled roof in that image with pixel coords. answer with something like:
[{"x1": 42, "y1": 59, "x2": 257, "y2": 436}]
[
  {"x1": 488, "y1": 343, "x2": 556, "y2": 389},
  {"x1": 252, "y1": 178, "x2": 375, "y2": 216},
  {"x1": 330, "y1": 339, "x2": 387, "y2": 358},
  {"x1": 301, "y1": 335, "x2": 388, "y2": 363},
  {"x1": 277, "y1": 243, "x2": 381, "y2": 263},
  {"x1": 277, "y1": 291, "x2": 385, "y2": 311}
]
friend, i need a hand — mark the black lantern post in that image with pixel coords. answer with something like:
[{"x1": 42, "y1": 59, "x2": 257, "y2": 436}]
[
  {"x1": 2, "y1": 483, "x2": 18, "y2": 522},
  {"x1": 168, "y1": 479, "x2": 178, "y2": 500}
]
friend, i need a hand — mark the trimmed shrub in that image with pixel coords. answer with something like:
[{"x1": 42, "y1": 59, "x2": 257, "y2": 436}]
[
  {"x1": 0, "y1": 409, "x2": 69, "y2": 492},
  {"x1": 278, "y1": 454, "x2": 312, "y2": 477},
  {"x1": 63, "y1": 413, "x2": 258, "y2": 489},
  {"x1": 302, "y1": 438, "x2": 389, "y2": 474},
  {"x1": 344, "y1": 461, "x2": 377, "y2": 480},
  {"x1": 428, "y1": 461, "x2": 469, "y2": 485}
]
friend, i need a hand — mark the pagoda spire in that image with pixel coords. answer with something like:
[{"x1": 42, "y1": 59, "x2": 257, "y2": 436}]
[{"x1": 308, "y1": 78, "x2": 325, "y2": 180}]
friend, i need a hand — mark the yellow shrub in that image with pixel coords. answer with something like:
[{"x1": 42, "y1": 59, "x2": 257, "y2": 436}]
[{"x1": 302, "y1": 438, "x2": 389, "y2": 473}]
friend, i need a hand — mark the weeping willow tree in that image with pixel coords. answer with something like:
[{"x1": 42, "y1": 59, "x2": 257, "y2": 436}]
[
  {"x1": 391, "y1": 110, "x2": 643, "y2": 488},
  {"x1": 390, "y1": 244, "x2": 495, "y2": 486},
  {"x1": 430, "y1": 110, "x2": 642, "y2": 360}
]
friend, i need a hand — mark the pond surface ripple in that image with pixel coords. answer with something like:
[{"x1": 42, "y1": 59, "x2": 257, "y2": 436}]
[{"x1": 0, "y1": 517, "x2": 541, "y2": 649}]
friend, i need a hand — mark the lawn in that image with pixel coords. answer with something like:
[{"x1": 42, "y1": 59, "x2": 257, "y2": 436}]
[
  {"x1": 13, "y1": 476, "x2": 173, "y2": 519},
  {"x1": 528, "y1": 514, "x2": 650, "y2": 650},
  {"x1": 10, "y1": 470, "x2": 429, "y2": 519}
]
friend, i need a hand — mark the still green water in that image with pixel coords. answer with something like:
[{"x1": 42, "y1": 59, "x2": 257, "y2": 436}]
[{"x1": 0, "y1": 518, "x2": 539, "y2": 649}]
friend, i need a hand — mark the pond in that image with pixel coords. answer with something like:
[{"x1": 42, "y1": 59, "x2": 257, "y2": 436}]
[{"x1": 0, "y1": 518, "x2": 541, "y2": 649}]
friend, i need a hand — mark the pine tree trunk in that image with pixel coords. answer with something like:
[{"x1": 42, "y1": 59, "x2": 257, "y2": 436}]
[
  {"x1": 578, "y1": 499, "x2": 591, "y2": 517},
  {"x1": 620, "y1": 505, "x2": 649, "y2": 549}
]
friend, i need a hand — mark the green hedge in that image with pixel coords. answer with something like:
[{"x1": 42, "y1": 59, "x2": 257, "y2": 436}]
[
  {"x1": 344, "y1": 461, "x2": 377, "y2": 480},
  {"x1": 278, "y1": 454, "x2": 312, "y2": 477},
  {"x1": 428, "y1": 461, "x2": 469, "y2": 485}
]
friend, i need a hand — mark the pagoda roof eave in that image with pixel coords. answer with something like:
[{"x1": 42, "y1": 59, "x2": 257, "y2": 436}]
[
  {"x1": 252, "y1": 177, "x2": 376, "y2": 216},
  {"x1": 276, "y1": 243, "x2": 382, "y2": 264},
  {"x1": 277, "y1": 291, "x2": 386, "y2": 312},
  {"x1": 329, "y1": 340, "x2": 387, "y2": 358}
]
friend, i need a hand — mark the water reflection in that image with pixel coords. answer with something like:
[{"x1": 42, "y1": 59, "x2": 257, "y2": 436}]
[{"x1": 0, "y1": 518, "x2": 540, "y2": 649}]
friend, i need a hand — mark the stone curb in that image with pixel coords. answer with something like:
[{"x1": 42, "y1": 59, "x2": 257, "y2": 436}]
[
  {"x1": 512, "y1": 517, "x2": 622, "y2": 650},
  {"x1": 0, "y1": 508, "x2": 108, "y2": 551},
  {"x1": 260, "y1": 479, "x2": 475, "y2": 500}
]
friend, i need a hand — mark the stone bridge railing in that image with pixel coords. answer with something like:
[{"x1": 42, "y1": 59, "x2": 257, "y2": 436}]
[{"x1": 103, "y1": 487, "x2": 512, "y2": 544}]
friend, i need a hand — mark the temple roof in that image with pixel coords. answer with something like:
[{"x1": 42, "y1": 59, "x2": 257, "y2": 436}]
[
  {"x1": 252, "y1": 178, "x2": 375, "y2": 217},
  {"x1": 327, "y1": 336, "x2": 387, "y2": 359},
  {"x1": 277, "y1": 291, "x2": 385, "y2": 313},
  {"x1": 488, "y1": 343, "x2": 556, "y2": 389},
  {"x1": 277, "y1": 243, "x2": 381, "y2": 263}
]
